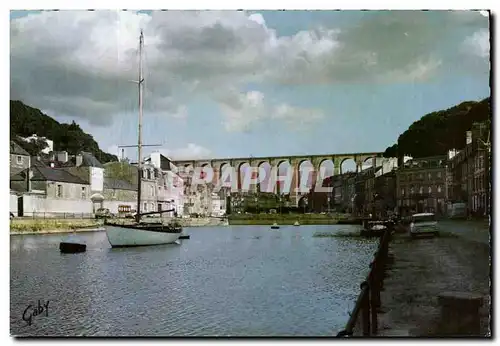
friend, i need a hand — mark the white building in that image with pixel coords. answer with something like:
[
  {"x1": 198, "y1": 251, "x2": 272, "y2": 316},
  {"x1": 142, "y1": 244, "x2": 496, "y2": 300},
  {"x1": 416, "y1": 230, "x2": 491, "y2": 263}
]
[
  {"x1": 210, "y1": 192, "x2": 226, "y2": 217},
  {"x1": 22, "y1": 134, "x2": 54, "y2": 154},
  {"x1": 145, "y1": 152, "x2": 184, "y2": 217}
]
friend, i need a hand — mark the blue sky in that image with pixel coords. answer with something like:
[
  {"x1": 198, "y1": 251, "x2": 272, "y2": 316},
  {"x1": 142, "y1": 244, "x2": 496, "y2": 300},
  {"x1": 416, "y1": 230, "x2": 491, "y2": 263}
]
[{"x1": 10, "y1": 10, "x2": 490, "y2": 164}]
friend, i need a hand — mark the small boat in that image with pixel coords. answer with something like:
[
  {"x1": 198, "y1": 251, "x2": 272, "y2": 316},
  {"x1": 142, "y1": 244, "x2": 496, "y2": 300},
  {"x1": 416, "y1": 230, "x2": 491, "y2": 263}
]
[
  {"x1": 293, "y1": 221, "x2": 300, "y2": 226},
  {"x1": 104, "y1": 31, "x2": 182, "y2": 248},
  {"x1": 271, "y1": 223, "x2": 280, "y2": 230},
  {"x1": 59, "y1": 242, "x2": 86, "y2": 253},
  {"x1": 360, "y1": 220, "x2": 387, "y2": 237}
]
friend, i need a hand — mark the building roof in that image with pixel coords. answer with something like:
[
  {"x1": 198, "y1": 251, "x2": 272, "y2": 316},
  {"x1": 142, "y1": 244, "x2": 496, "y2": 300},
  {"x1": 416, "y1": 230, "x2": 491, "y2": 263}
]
[
  {"x1": 104, "y1": 177, "x2": 137, "y2": 191},
  {"x1": 10, "y1": 170, "x2": 27, "y2": 181},
  {"x1": 80, "y1": 151, "x2": 104, "y2": 168},
  {"x1": 10, "y1": 141, "x2": 29, "y2": 156},
  {"x1": 30, "y1": 166, "x2": 88, "y2": 184},
  {"x1": 31, "y1": 156, "x2": 49, "y2": 168},
  {"x1": 52, "y1": 151, "x2": 104, "y2": 168}
]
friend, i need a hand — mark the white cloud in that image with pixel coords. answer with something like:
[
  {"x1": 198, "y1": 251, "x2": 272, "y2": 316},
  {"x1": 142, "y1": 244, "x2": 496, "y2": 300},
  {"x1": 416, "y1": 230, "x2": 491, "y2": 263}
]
[
  {"x1": 272, "y1": 104, "x2": 324, "y2": 130},
  {"x1": 216, "y1": 89, "x2": 324, "y2": 132},
  {"x1": 216, "y1": 89, "x2": 266, "y2": 132},
  {"x1": 463, "y1": 29, "x2": 490, "y2": 59},
  {"x1": 10, "y1": 10, "x2": 490, "y2": 131},
  {"x1": 159, "y1": 143, "x2": 212, "y2": 160}
]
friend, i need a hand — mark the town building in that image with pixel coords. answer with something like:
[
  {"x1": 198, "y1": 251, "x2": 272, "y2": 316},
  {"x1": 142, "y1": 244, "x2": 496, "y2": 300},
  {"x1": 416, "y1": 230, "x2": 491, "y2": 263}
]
[
  {"x1": 102, "y1": 177, "x2": 138, "y2": 216},
  {"x1": 210, "y1": 192, "x2": 226, "y2": 217},
  {"x1": 21, "y1": 134, "x2": 54, "y2": 154},
  {"x1": 52, "y1": 151, "x2": 106, "y2": 212},
  {"x1": 10, "y1": 141, "x2": 31, "y2": 177},
  {"x1": 10, "y1": 162, "x2": 92, "y2": 216},
  {"x1": 177, "y1": 166, "x2": 213, "y2": 216},
  {"x1": 362, "y1": 158, "x2": 399, "y2": 217},
  {"x1": 447, "y1": 122, "x2": 490, "y2": 217},
  {"x1": 306, "y1": 175, "x2": 335, "y2": 213},
  {"x1": 395, "y1": 155, "x2": 447, "y2": 216}
]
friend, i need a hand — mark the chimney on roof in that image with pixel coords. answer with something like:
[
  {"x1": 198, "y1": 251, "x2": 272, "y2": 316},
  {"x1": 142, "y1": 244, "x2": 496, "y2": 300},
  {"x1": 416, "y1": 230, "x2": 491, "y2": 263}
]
[
  {"x1": 466, "y1": 131, "x2": 472, "y2": 145},
  {"x1": 76, "y1": 154, "x2": 83, "y2": 167},
  {"x1": 57, "y1": 151, "x2": 69, "y2": 163}
]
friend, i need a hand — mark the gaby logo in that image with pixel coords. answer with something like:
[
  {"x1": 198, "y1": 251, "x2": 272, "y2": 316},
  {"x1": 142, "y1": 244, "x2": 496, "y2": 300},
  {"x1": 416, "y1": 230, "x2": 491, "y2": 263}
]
[
  {"x1": 186, "y1": 166, "x2": 334, "y2": 194},
  {"x1": 22, "y1": 300, "x2": 50, "y2": 326}
]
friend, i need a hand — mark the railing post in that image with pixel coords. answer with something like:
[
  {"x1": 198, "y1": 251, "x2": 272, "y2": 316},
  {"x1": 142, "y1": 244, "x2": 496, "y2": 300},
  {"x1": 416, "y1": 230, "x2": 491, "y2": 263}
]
[
  {"x1": 369, "y1": 270, "x2": 379, "y2": 334},
  {"x1": 371, "y1": 258, "x2": 381, "y2": 310},
  {"x1": 361, "y1": 281, "x2": 370, "y2": 336}
]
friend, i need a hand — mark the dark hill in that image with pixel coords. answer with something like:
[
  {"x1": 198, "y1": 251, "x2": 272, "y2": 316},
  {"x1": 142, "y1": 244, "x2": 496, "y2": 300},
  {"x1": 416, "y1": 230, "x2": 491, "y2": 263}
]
[
  {"x1": 10, "y1": 100, "x2": 118, "y2": 163},
  {"x1": 384, "y1": 97, "x2": 491, "y2": 158}
]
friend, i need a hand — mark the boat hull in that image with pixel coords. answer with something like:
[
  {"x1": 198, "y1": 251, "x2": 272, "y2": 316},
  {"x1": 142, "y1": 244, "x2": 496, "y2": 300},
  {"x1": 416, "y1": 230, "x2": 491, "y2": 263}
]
[{"x1": 105, "y1": 225, "x2": 181, "y2": 247}]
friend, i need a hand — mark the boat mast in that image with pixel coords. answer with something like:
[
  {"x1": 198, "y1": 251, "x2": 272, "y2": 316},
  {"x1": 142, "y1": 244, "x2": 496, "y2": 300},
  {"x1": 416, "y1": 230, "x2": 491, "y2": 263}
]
[{"x1": 136, "y1": 30, "x2": 144, "y2": 223}]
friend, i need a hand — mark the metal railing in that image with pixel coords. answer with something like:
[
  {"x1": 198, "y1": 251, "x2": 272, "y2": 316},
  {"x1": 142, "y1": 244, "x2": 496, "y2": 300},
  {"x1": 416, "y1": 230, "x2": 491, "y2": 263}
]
[{"x1": 337, "y1": 223, "x2": 393, "y2": 337}]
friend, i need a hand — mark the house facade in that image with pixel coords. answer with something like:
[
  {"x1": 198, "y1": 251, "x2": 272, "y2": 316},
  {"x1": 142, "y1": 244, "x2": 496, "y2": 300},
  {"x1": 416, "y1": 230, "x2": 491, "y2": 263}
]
[
  {"x1": 145, "y1": 152, "x2": 185, "y2": 216},
  {"x1": 396, "y1": 156, "x2": 447, "y2": 216},
  {"x1": 102, "y1": 177, "x2": 138, "y2": 215},
  {"x1": 10, "y1": 141, "x2": 31, "y2": 178},
  {"x1": 14, "y1": 164, "x2": 92, "y2": 216},
  {"x1": 447, "y1": 122, "x2": 490, "y2": 216}
]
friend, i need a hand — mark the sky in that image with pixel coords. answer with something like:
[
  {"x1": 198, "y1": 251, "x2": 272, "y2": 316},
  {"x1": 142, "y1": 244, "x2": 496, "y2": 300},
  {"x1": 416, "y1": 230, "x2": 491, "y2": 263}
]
[{"x1": 10, "y1": 10, "x2": 490, "y2": 173}]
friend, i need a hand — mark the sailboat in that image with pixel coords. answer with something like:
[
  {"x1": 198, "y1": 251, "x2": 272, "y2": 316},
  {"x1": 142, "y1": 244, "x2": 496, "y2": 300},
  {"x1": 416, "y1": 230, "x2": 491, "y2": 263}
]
[{"x1": 105, "y1": 30, "x2": 182, "y2": 248}]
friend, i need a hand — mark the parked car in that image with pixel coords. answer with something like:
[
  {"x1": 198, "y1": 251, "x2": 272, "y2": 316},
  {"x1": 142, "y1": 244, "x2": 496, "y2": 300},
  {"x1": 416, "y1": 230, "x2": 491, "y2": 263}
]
[
  {"x1": 95, "y1": 208, "x2": 112, "y2": 219},
  {"x1": 410, "y1": 212, "x2": 439, "y2": 238}
]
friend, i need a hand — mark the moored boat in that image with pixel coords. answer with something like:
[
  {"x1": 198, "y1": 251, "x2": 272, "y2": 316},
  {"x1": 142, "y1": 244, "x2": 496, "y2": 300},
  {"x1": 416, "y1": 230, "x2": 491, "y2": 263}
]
[
  {"x1": 360, "y1": 220, "x2": 388, "y2": 237},
  {"x1": 104, "y1": 31, "x2": 182, "y2": 248},
  {"x1": 105, "y1": 222, "x2": 181, "y2": 247},
  {"x1": 271, "y1": 222, "x2": 280, "y2": 230},
  {"x1": 293, "y1": 221, "x2": 300, "y2": 226}
]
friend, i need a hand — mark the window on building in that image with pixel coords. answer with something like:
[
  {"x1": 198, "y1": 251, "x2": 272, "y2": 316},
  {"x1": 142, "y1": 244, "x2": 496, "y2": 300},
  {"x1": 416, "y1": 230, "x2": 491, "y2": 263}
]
[
  {"x1": 56, "y1": 184, "x2": 63, "y2": 198},
  {"x1": 143, "y1": 203, "x2": 147, "y2": 212},
  {"x1": 16, "y1": 156, "x2": 22, "y2": 164},
  {"x1": 147, "y1": 170, "x2": 151, "y2": 180},
  {"x1": 410, "y1": 187, "x2": 414, "y2": 194},
  {"x1": 150, "y1": 186, "x2": 154, "y2": 197},
  {"x1": 419, "y1": 173, "x2": 423, "y2": 180},
  {"x1": 81, "y1": 187, "x2": 86, "y2": 199},
  {"x1": 437, "y1": 185, "x2": 442, "y2": 193},
  {"x1": 419, "y1": 186, "x2": 423, "y2": 194},
  {"x1": 428, "y1": 186, "x2": 432, "y2": 194},
  {"x1": 437, "y1": 171, "x2": 442, "y2": 178}
]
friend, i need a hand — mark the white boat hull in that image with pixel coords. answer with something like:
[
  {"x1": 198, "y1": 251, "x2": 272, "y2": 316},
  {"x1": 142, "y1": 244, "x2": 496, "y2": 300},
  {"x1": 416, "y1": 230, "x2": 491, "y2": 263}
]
[{"x1": 105, "y1": 225, "x2": 181, "y2": 247}]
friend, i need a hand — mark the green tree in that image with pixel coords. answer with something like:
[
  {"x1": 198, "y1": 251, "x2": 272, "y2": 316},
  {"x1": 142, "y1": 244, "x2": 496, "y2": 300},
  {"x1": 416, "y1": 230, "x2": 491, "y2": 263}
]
[
  {"x1": 13, "y1": 136, "x2": 48, "y2": 156},
  {"x1": 384, "y1": 97, "x2": 490, "y2": 158},
  {"x1": 10, "y1": 100, "x2": 118, "y2": 163}
]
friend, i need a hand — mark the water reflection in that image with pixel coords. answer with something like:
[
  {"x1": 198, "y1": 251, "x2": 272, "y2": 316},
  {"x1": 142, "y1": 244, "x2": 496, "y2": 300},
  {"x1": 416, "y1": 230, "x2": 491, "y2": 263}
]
[{"x1": 11, "y1": 225, "x2": 377, "y2": 336}]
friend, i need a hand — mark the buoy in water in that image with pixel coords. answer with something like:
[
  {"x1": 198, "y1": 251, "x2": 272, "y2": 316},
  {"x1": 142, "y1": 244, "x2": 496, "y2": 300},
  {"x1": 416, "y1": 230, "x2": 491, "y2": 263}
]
[{"x1": 59, "y1": 242, "x2": 86, "y2": 253}]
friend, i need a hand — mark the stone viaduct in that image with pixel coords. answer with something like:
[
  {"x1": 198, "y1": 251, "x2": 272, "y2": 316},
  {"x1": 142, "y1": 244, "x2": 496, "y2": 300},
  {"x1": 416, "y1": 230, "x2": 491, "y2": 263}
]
[{"x1": 172, "y1": 151, "x2": 389, "y2": 206}]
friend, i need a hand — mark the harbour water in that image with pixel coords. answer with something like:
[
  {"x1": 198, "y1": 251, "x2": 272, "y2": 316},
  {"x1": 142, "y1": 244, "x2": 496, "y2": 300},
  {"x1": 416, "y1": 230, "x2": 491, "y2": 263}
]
[{"x1": 11, "y1": 225, "x2": 378, "y2": 336}]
